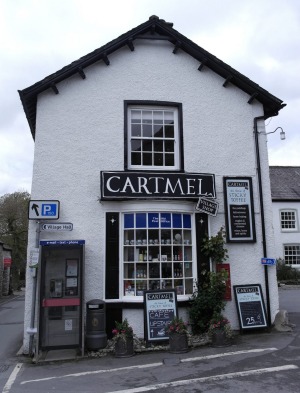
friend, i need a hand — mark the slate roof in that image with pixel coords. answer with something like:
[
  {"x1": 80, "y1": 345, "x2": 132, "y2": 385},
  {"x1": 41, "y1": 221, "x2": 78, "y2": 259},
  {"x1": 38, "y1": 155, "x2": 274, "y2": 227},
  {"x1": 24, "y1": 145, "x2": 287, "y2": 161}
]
[
  {"x1": 270, "y1": 166, "x2": 300, "y2": 201},
  {"x1": 18, "y1": 15, "x2": 286, "y2": 140}
]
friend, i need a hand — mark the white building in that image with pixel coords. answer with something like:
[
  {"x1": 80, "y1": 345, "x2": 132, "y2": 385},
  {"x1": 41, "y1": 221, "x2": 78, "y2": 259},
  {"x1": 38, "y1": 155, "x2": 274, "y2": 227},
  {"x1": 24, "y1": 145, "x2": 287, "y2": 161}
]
[
  {"x1": 19, "y1": 16, "x2": 285, "y2": 356},
  {"x1": 270, "y1": 166, "x2": 300, "y2": 267}
]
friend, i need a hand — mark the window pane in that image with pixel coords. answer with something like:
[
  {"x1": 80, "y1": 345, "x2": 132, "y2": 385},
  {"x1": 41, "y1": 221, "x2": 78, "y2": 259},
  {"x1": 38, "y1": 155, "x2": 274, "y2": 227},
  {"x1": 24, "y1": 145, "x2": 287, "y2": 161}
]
[
  {"x1": 136, "y1": 213, "x2": 146, "y2": 228},
  {"x1": 131, "y1": 124, "x2": 142, "y2": 137},
  {"x1": 142, "y1": 110, "x2": 152, "y2": 124},
  {"x1": 161, "y1": 213, "x2": 171, "y2": 228},
  {"x1": 143, "y1": 140, "x2": 152, "y2": 152},
  {"x1": 165, "y1": 154, "x2": 174, "y2": 166},
  {"x1": 143, "y1": 124, "x2": 152, "y2": 138},
  {"x1": 153, "y1": 111, "x2": 163, "y2": 124},
  {"x1": 173, "y1": 214, "x2": 182, "y2": 228},
  {"x1": 154, "y1": 140, "x2": 163, "y2": 152},
  {"x1": 153, "y1": 124, "x2": 163, "y2": 138},
  {"x1": 183, "y1": 214, "x2": 191, "y2": 228},
  {"x1": 143, "y1": 153, "x2": 152, "y2": 166},
  {"x1": 148, "y1": 213, "x2": 159, "y2": 227},
  {"x1": 154, "y1": 153, "x2": 163, "y2": 166},
  {"x1": 131, "y1": 140, "x2": 141, "y2": 151},
  {"x1": 131, "y1": 152, "x2": 141, "y2": 165},
  {"x1": 131, "y1": 110, "x2": 141, "y2": 123},
  {"x1": 165, "y1": 140, "x2": 174, "y2": 152},
  {"x1": 165, "y1": 125, "x2": 174, "y2": 138},
  {"x1": 164, "y1": 111, "x2": 174, "y2": 124},
  {"x1": 124, "y1": 214, "x2": 134, "y2": 229}
]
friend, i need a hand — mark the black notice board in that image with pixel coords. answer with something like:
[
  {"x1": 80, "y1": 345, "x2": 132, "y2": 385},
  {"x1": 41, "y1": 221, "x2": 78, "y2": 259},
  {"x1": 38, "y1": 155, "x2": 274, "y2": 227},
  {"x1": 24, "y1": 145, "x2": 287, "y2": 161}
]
[
  {"x1": 144, "y1": 290, "x2": 177, "y2": 343},
  {"x1": 234, "y1": 284, "x2": 268, "y2": 330}
]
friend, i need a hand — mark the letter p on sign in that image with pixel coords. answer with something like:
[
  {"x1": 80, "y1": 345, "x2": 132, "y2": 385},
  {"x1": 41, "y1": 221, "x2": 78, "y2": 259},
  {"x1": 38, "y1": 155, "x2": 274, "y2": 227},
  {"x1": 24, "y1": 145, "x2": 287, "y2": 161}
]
[{"x1": 42, "y1": 204, "x2": 57, "y2": 216}]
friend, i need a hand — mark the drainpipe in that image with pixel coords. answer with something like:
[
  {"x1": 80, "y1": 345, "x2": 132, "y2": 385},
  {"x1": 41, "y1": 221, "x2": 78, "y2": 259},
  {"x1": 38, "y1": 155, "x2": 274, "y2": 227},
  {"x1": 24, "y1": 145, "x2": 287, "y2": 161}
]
[{"x1": 254, "y1": 116, "x2": 271, "y2": 328}]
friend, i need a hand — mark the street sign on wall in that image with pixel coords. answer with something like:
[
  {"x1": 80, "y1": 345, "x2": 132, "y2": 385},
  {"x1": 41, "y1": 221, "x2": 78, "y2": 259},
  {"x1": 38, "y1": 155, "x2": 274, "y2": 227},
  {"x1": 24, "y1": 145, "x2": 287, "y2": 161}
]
[
  {"x1": 41, "y1": 222, "x2": 73, "y2": 231},
  {"x1": 261, "y1": 258, "x2": 276, "y2": 266},
  {"x1": 28, "y1": 200, "x2": 60, "y2": 220}
]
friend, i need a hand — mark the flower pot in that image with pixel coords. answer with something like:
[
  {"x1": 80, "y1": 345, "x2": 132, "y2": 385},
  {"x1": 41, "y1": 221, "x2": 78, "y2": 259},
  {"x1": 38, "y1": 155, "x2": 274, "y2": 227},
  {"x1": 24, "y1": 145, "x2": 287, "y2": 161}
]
[
  {"x1": 169, "y1": 333, "x2": 189, "y2": 353},
  {"x1": 114, "y1": 335, "x2": 134, "y2": 358},
  {"x1": 211, "y1": 330, "x2": 230, "y2": 347}
]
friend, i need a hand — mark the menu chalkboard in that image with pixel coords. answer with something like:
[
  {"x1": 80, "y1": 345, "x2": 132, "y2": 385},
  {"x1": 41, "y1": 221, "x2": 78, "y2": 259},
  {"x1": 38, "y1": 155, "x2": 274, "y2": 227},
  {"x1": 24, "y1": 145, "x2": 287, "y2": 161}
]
[
  {"x1": 234, "y1": 284, "x2": 268, "y2": 330},
  {"x1": 144, "y1": 290, "x2": 177, "y2": 343}
]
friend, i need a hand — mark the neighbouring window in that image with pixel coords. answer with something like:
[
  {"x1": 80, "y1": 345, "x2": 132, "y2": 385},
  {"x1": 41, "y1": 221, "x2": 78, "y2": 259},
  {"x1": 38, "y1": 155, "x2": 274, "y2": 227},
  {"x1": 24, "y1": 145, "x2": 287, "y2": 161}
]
[
  {"x1": 280, "y1": 210, "x2": 298, "y2": 231},
  {"x1": 123, "y1": 212, "x2": 194, "y2": 297},
  {"x1": 126, "y1": 104, "x2": 181, "y2": 170},
  {"x1": 284, "y1": 245, "x2": 300, "y2": 265}
]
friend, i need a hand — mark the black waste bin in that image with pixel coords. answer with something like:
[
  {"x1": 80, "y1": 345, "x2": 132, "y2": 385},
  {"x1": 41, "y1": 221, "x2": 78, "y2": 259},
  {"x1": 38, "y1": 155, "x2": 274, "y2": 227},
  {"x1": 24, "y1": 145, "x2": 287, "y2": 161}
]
[{"x1": 86, "y1": 299, "x2": 107, "y2": 350}]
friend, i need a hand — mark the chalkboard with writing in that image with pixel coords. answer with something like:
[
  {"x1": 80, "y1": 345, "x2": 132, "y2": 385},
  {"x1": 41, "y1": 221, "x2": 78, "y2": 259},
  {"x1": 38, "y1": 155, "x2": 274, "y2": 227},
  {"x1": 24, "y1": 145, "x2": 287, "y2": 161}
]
[
  {"x1": 234, "y1": 284, "x2": 268, "y2": 330},
  {"x1": 144, "y1": 290, "x2": 178, "y2": 343}
]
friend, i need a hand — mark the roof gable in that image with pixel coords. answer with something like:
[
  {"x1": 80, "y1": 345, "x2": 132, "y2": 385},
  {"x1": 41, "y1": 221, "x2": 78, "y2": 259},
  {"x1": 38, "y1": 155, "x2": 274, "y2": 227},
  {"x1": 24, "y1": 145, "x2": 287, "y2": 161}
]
[
  {"x1": 270, "y1": 166, "x2": 300, "y2": 200},
  {"x1": 19, "y1": 15, "x2": 285, "y2": 139}
]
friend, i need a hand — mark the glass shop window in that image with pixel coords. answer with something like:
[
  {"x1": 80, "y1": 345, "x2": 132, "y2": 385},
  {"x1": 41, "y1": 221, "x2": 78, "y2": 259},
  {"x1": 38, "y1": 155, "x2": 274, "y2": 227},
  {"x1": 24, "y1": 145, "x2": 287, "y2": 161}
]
[{"x1": 123, "y1": 212, "x2": 194, "y2": 298}]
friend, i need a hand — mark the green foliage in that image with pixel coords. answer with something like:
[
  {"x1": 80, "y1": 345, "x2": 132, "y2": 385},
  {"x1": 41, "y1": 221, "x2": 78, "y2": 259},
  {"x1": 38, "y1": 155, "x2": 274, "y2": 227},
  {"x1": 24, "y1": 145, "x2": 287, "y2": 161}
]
[
  {"x1": 112, "y1": 318, "x2": 133, "y2": 340},
  {"x1": 200, "y1": 227, "x2": 228, "y2": 263},
  {"x1": 276, "y1": 258, "x2": 300, "y2": 281},
  {"x1": 0, "y1": 191, "x2": 30, "y2": 289},
  {"x1": 189, "y1": 272, "x2": 226, "y2": 334}
]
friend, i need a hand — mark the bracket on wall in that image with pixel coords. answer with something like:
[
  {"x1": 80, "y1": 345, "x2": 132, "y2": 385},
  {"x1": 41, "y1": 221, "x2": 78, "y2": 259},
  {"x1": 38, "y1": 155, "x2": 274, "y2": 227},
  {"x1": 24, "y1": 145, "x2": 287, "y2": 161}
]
[
  {"x1": 51, "y1": 83, "x2": 59, "y2": 94},
  {"x1": 77, "y1": 67, "x2": 86, "y2": 80},
  {"x1": 173, "y1": 41, "x2": 181, "y2": 54},
  {"x1": 198, "y1": 58, "x2": 208, "y2": 71},
  {"x1": 103, "y1": 53, "x2": 110, "y2": 66},
  {"x1": 223, "y1": 75, "x2": 233, "y2": 87},
  {"x1": 248, "y1": 92, "x2": 259, "y2": 104},
  {"x1": 127, "y1": 38, "x2": 135, "y2": 52}
]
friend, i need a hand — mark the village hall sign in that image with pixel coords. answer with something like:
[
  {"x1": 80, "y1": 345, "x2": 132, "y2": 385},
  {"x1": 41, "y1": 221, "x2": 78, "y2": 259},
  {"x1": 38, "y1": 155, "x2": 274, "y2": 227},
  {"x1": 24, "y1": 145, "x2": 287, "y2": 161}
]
[{"x1": 100, "y1": 171, "x2": 216, "y2": 200}]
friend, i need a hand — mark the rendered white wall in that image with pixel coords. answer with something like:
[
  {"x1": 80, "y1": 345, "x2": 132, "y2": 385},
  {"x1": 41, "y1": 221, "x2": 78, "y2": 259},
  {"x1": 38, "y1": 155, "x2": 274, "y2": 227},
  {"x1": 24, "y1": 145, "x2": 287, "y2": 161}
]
[{"x1": 23, "y1": 39, "x2": 279, "y2": 351}]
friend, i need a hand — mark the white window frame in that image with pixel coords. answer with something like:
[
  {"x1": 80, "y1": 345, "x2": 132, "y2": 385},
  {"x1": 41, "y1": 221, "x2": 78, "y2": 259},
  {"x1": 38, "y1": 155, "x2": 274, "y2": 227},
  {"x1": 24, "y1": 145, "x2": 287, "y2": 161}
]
[
  {"x1": 280, "y1": 209, "x2": 298, "y2": 232},
  {"x1": 118, "y1": 201, "x2": 196, "y2": 302},
  {"x1": 127, "y1": 105, "x2": 181, "y2": 171},
  {"x1": 284, "y1": 244, "x2": 300, "y2": 265}
]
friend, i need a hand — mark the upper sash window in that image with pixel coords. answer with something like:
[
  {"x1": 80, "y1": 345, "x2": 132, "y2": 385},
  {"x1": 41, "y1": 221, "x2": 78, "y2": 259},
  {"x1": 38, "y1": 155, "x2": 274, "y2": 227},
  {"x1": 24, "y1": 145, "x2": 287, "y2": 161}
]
[{"x1": 125, "y1": 103, "x2": 182, "y2": 171}]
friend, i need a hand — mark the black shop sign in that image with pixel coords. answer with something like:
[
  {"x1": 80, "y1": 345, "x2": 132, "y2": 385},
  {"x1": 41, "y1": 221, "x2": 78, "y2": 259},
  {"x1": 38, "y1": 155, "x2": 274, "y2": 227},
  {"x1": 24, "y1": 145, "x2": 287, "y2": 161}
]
[
  {"x1": 223, "y1": 177, "x2": 256, "y2": 242},
  {"x1": 234, "y1": 284, "x2": 267, "y2": 330},
  {"x1": 100, "y1": 171, "x2": 216, "y2": 200},
  {"x1": 144, "y1": 290, "x2": 177, "y2": 343}
]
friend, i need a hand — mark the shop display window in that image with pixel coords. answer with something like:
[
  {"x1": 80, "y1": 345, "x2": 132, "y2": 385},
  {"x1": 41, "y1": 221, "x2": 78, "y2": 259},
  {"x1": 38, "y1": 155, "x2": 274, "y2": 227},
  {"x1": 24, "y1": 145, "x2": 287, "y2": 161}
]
[{"x1": 123, "y1": 212, "x2": 193, "y2": 297}]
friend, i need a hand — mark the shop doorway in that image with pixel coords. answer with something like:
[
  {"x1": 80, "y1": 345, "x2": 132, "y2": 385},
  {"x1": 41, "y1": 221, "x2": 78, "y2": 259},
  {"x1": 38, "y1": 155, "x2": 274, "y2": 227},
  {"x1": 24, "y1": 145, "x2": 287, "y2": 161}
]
[{"x1": 38, "y1": 241, "x2": 84, "y2": 353}]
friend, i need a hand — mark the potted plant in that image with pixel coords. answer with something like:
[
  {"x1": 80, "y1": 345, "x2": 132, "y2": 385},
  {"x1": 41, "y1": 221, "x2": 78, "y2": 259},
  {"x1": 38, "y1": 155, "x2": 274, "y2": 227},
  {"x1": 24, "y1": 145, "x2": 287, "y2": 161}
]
[
  {"x1": 165, "y1": 316, "x2": 189, "y2": 353},
  {"x1": 208, "y1": 314, "x2": 233, "y2": 347},
  {"x1": 112, "y1": 318, "x2": 134, "y2": 357}
]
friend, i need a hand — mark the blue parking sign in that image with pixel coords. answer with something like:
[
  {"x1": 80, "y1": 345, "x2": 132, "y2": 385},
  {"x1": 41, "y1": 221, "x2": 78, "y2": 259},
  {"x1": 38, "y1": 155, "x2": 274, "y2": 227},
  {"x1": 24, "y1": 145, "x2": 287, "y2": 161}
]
[{"x1": 29, "y1": 200, "x2": 60, "y2": 220}]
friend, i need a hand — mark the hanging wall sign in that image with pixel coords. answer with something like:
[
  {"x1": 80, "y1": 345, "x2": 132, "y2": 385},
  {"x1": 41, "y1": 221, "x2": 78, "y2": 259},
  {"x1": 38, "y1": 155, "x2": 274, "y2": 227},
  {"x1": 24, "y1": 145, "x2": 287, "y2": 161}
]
[
  {"x1": 144, "y1": 290, "x2": 177, "y2": 343},
  {"x1": 223, "y1": 177, "x2": 256, "y2": 242},
  {"x1": 196, "y1": 197, "x2": 219, "y2": 216},
  {"x1": 101, "y1": 171, "x2": 216, "y2": 200},
  {"x1": 234, "y1": 284, "x2": 267, "y2": 330}
]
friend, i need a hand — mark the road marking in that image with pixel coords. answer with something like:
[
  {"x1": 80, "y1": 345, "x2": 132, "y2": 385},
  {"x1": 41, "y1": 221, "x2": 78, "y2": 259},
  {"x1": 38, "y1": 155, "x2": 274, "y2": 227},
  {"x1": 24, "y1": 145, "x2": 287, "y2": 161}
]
[
  {"x1": 21, "y1": 362, "x2": 163, "y2": 384},
  {"x1": 105, "y1": 365, "x2": 299, "y2": 393},
  {"x1": 2, "y1": 363, "x2": 23, "y2": 393},
  {"x1": 181, "y1": 347, "x2": 278, "y2": 362},
  {"x1": 21, "y1": 347, "x2": 277, "y2": 385}
]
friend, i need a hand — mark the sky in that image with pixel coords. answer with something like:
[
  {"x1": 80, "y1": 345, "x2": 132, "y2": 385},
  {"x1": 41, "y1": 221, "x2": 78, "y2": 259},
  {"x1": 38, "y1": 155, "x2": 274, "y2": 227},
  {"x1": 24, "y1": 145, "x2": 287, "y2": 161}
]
[{"x1": 1, "y1": 0, "x2": 299, "y2": 196}]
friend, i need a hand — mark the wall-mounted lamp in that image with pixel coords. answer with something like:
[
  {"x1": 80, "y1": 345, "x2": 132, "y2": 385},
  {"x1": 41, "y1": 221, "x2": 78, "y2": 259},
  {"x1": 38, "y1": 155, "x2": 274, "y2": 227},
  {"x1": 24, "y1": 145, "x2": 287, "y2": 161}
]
[{"x1": 265, "y1": 126, "x2": 286, "y2": 140}]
